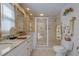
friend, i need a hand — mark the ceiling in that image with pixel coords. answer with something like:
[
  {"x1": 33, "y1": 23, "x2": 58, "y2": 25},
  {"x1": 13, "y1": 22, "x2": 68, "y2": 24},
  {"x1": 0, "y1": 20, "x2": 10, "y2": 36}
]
[{"x1": 21, "y1": 3, "x2": 67, "y2": 17}]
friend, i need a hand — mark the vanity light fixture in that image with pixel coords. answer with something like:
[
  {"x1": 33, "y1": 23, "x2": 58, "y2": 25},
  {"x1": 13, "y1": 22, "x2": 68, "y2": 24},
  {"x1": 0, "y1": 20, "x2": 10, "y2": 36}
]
[
  {"x1": 26, "y1": 8, "x2": 30, "y2": 11},
  {"x1": 40, "y1": 13, "x2": 44, "y2": 16},
  {"x1": 30, "y1": 13, "x2": 32, "y2": 16}
]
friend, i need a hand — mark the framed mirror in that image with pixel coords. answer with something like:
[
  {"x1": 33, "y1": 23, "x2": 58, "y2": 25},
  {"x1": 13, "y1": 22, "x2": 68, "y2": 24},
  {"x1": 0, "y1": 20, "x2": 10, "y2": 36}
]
[{"x1": 15, "y1": 7, "x2": 25, "y2": 33}]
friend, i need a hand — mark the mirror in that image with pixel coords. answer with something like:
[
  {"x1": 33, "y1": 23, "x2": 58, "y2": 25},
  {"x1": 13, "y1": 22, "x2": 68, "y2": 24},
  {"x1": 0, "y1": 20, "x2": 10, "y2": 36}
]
[
  {"x1": 15, "y1": 9, "x2": 24, "y2": 32},
  {"x1": 70, "y1": 17, "x2": 76, "y2": 36},
  {"x1": 56, "y1": 25, "x2": 62, "y2": 40}
]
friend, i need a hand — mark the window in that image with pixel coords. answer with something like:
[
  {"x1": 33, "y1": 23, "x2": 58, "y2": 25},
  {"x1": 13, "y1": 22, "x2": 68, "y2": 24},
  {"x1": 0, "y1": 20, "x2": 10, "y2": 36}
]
[{"x1": 1, "y1": 3, "x2": 15, "y2": 36}]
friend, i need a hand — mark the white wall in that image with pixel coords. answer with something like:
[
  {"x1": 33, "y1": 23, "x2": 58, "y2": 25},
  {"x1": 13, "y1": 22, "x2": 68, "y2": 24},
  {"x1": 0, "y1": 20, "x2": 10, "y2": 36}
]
[{"x1": 60, "y1": 4, "x2": 79, "y2": 56}]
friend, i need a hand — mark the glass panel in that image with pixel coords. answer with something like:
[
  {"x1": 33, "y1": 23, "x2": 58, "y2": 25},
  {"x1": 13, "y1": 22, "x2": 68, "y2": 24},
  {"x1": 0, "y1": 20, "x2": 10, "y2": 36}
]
[{"x1": 36, "y1": 18, "x2": 47, "y2": 46}]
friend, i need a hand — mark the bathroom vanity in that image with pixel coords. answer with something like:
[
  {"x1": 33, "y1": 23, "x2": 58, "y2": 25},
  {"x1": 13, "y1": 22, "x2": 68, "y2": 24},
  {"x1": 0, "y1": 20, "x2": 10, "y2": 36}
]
[{"x1": 0, "y1": 34, "x2": 33, "y2": 56}]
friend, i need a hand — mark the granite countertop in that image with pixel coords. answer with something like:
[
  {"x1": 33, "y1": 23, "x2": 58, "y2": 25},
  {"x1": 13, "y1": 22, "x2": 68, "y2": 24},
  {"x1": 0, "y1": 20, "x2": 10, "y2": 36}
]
[{"x1": 0, "y1": 34, "x2": 32, "y2": 56}]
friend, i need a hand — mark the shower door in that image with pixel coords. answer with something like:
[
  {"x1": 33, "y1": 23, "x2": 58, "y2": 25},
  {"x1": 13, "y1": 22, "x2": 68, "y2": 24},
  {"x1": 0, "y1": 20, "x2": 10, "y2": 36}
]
[{"x1": 35, "y1": 17, "x2": 48, "y2": 47}]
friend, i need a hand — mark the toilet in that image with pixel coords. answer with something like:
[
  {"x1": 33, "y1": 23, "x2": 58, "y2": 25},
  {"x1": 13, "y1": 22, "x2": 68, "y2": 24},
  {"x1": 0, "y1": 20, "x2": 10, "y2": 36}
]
[
  {"x1": 53, "y1": 45, "x2": 66, "y2": 56},
  {"x1": 53, "y1": 39, "x2": 74, "y2": 56}
]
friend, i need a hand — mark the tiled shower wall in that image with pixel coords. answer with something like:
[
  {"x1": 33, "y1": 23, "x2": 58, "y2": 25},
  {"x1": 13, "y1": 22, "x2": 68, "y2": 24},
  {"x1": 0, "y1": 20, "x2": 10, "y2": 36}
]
[
  {"x1": 36, "y1": 18, "x2": 47, "y2": 46},
  {"x1": 34, "y1": 17, "x2": 60, "y2": 48},
  {"x1": 48, "y1": 17, "x2": 56, "y2": 47}
]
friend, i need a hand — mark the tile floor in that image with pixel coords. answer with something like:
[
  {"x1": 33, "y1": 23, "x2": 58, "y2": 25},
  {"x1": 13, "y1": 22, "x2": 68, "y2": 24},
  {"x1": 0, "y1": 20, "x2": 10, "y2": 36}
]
[
  {"x1": 31, "y1": 48, "x2": 56, "y2": 56},
  {"x1": 31, "y1": 40, "x2": 60, "y2": 56}
]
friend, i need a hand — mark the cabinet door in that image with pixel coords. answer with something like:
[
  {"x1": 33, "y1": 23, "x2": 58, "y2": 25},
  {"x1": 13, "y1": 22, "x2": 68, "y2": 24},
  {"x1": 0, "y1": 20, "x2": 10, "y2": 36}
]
[
  {"x1": 26, "y1": 39, "x2": 33, "y2": 56},
  {"x1": 26, "y1": 45, "x2": 31, "y2": 56},
  {"x1": 5, "y1": 41, "x2": 27, "y2": 56},
  {"x1": 26, "y1": 41, "x2": 31, "y2": 55}
]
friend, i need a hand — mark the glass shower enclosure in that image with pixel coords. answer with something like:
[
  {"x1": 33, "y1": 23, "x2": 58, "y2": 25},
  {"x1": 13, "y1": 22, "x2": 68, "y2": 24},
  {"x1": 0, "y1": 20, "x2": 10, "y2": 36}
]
[{"x1": 35, "y1": 17, "x2": 48, "y2": 48}]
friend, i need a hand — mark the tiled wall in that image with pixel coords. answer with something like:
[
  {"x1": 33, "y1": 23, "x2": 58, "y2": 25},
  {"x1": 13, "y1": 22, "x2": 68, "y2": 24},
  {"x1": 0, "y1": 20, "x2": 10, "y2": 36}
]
[
  {"x1": 36, "y1": 17, "x2": 48, "y2": 46},
  {"x1": 48, "y1": 17, "x2": 56, "y2": 46}
]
